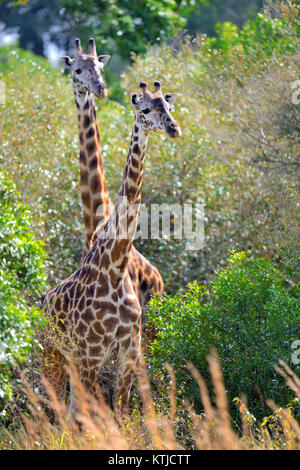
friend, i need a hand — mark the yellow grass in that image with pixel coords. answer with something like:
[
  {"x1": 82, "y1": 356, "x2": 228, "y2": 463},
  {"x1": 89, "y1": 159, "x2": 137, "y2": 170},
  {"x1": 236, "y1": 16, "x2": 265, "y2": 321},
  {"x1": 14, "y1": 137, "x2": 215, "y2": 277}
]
[{"x1": 2, "y1": 351, "x2": 299, "y2": 450}]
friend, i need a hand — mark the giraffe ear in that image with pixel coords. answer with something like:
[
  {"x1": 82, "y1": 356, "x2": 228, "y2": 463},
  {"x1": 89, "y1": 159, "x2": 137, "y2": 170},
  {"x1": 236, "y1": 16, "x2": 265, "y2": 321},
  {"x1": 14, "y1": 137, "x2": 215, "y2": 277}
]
[
  {"x1": 98, "y1": 55, "x2": 111, "y2": 66},
  {"x1": 60, "y1": 56, "x2": 75, "y2": 69},
  {"x1": 164, "y1": 93, "x2": 178, "y2": 109},
  {"x1": 130, "y1": 93, "x2": 140, "y2": 109}
]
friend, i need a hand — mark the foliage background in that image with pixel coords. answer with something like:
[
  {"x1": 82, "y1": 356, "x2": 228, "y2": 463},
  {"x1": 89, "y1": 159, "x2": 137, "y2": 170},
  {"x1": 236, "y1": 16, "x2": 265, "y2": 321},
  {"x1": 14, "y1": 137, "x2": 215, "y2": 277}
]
[
  {"x1": 0, "y1": 0, "x2": 299, "y2": 433},
  {"x1": 0, "y1": 171, "x2": 47, "y2": 410},
  {"x1": 148, "y1": 251, "x2": 300, "y2": 421},
  {"x1": 0, "y1": 0, "x2": 264, "y2": 87}
]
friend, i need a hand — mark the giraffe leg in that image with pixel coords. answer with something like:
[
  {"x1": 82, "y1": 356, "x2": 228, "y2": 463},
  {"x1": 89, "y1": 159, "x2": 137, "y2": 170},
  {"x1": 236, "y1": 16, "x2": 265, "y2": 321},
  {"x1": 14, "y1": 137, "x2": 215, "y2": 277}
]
[
  {"x1": 64, "y1": 357, "x2": 102, "y2": 423},
  {"x1": 79, "y1": 357, "x2": 104, "y2": 403},
  {"x1": 98, "y1": 365, "x2": 117, "y2": 409},
  {"x1": 68, "y1": 380, "x2": 76, "y2": 417},
  {"x1": 42, "y1": 345, "x2": 68, "y2": 403},
  {"x1": 116, "y1": 345, "x2": 140, "y2": 413}
]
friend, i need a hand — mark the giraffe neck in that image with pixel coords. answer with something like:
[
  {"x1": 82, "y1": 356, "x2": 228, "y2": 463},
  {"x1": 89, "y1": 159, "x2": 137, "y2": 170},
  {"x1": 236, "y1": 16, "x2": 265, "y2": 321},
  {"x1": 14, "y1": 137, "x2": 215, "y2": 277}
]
[
  {"x1": 74, "y1": 89, "x2": 112, "y2": 251},
  {"x1": 93, "y1": 115, "x2": 149, "y2": 276},
  {"x1": 117, "y1": 114, "x2": 149, "y2": 220}
]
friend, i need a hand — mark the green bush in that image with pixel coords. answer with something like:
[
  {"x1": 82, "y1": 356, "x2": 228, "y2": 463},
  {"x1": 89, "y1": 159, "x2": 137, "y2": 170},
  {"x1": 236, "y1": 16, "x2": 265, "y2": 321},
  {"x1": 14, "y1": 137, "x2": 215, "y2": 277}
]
[
  {"x1": 0, "y1": 0, "x2": 298, "y2": 429},
  {"x1": 0, "y1": 172, "x2": 47, "y2": 413},
  {"x1": 208, "y1": 7, "x2": 298, "y2": 56},
  {"x1": 0, "y1": 44, "x2": 86, "y2": 284},
  {"x1": 148, "y1": 252, "x2": 300, "y2": 420},
  {"x1": 0, "y1": 1, "x2": 299, "y2": 296}
]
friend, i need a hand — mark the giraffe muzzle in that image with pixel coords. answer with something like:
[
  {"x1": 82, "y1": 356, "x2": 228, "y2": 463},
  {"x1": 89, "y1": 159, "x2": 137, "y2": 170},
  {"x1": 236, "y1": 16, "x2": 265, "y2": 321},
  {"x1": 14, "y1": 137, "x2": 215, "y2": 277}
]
[
  {"x1": 92, "y1": 82, "x2": 108, "y2": 99},
  {"x1": 166, "y1": 121, "x2": 182, "y2": 138}
]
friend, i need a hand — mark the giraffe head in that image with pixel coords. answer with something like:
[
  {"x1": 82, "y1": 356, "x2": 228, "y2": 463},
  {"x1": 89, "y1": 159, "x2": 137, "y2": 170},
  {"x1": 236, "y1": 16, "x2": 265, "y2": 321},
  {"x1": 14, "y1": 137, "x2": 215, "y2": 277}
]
[
  {"x1": 131, "y1": 81, "x2": 181, "y2": 138},
  {"x1": 61, "y1": 38, "x2": 110, "y2": 98}
]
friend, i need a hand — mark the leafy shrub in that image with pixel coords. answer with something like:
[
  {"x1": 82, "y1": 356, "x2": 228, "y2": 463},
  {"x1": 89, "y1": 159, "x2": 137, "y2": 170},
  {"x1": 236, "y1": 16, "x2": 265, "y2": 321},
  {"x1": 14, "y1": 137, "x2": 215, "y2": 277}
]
[
  {"x1": 61, "y1": 0, "x2": 191, "y2": 60},
  {"x1": 209, "y1": 5, "x2": 298, "y2": 56},
  {"x1": 187, "y1": 0, "x2": 262, "y2": 37},
  {"x1": 123, "y1": 1, "x2": 300, "y2": 292},
  {"x1": 0, "y1": 171, "x2": 47, "y2": 413},
  {"x1": 148, "y1": 252, "x2": 300, "y2": 420},
  {"x1": 0, "y1": 1, "x2": 299, "y2": 296},
  {"x1": 0, "y1": 45, "x2": 85, "y2": 285}
]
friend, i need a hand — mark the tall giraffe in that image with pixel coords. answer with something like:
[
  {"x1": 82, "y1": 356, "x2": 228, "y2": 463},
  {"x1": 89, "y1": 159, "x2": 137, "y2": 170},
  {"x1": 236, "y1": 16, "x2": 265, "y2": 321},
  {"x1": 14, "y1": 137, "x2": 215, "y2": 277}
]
[
  {"x1": 61, "y1": 38, "x2": 164, "y2": 321},
  {"x1": 62, "y1": 38, "x2": 112, "y2": 256},
  {"x1": 42, "y1": 81, "x2": 181, "y2": 412}
]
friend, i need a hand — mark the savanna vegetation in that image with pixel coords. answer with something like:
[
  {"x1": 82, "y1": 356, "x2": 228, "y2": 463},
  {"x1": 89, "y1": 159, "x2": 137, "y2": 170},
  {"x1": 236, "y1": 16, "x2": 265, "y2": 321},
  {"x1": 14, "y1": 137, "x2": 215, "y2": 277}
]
[{"x1": 0, "y1": 0, "x2": 299, "y2": 450}]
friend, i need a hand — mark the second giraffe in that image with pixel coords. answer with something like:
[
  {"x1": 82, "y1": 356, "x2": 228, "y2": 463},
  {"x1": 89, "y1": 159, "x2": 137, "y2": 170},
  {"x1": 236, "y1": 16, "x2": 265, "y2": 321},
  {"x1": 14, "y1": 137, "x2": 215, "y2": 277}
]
[{"x1": 42, "y1": 80, "x2": 181, "y2": 413}]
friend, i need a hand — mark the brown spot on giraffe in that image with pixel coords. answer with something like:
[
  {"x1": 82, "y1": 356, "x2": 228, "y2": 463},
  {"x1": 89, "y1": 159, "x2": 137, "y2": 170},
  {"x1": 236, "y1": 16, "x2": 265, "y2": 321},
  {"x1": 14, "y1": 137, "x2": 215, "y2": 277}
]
[
  {"x1": 103, "y1": 316, "x2": 118, "y2": 331},
  {"x1": 111, "y1": 239, "x2": 128, "y2": 264},
  {"x1": 82, "y1": 191, "x2": 91, "y2": 208},
  {"x1": 86, "y1": 327, "x2": 101, "y2": 344},
  {"x1": 83, "y1": 115, "x2": 91, "y2": 128},
  {"x1": 89, "y1": 156, "x2": 97, "y2": 169}
]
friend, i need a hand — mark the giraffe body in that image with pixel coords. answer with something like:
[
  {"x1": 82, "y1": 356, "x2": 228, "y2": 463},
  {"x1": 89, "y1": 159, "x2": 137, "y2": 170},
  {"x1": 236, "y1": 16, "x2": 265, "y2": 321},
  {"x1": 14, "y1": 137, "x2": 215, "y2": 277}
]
[{"x1": 42, "y1": 81, "x2": 181, "y2": 411}]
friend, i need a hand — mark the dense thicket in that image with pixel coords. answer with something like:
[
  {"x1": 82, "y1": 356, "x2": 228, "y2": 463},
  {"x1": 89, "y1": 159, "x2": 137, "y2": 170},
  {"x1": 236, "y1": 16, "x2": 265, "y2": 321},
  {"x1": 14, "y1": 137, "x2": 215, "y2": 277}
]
[
  {"x1": 0, "y1": 0, "x2": 299, "y2": 425},
  {"x1": 0, "y1": 0, "x2": 263, "y2": 60},
  {"x1": 148, "y1": 252, "x2": 300, "y2": 420},
  {"x1": 0, "y1": 172, "x2": 47, "y2": 410},
  {"x1": 1, "y1": 3, "x2": 299, "y2": 290}
]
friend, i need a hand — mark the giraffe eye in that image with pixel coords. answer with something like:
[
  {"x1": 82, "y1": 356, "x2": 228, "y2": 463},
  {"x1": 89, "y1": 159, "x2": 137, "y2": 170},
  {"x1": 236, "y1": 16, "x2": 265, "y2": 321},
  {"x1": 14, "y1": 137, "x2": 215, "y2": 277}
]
[
  {"x1": 75, "y1": 69, "x2": 82, "y2": 74},
  {"x1": 142, "y1": 108, "x2": 150, "y2": 114}
]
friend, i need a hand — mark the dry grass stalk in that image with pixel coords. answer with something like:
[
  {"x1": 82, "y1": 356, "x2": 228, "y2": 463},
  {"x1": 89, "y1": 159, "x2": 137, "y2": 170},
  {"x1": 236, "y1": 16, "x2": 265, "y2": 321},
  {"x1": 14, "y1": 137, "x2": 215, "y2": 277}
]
[{"x1": 3, "y1": 352, "x2": 299, "y2": 450}]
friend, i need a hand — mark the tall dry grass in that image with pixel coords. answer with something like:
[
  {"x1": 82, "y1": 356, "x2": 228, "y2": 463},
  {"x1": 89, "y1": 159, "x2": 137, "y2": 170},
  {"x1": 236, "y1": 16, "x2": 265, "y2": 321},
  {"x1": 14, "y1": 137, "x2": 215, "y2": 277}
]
[{"x1": 3, "y1": 351, "x2": 300, "y2": 450}]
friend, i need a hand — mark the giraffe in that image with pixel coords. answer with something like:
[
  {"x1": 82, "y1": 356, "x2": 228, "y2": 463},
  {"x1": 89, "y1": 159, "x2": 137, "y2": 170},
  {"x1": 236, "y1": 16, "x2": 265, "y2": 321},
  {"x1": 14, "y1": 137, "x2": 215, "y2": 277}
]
[
  {"x1": 61, "y1": 37, "x2": 112, "y2": 257},
  {"x1": 61, "y1": 38, "x2": 164, "y2": 323},
  {"x1": 42, "y1": 81, "x2": 181, "y2": 413}
]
